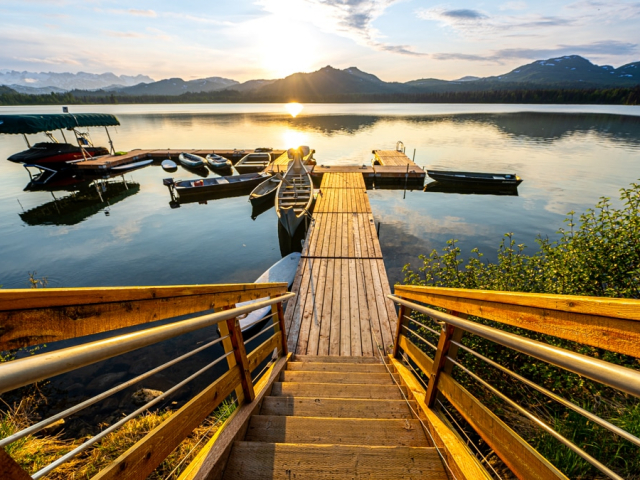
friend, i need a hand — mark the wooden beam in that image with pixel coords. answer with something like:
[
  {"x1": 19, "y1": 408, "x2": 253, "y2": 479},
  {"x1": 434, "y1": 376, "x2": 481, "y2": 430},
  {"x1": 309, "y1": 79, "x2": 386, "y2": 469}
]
[
  {"x1": 217, "y1": 307, "x2": 244, "y2": 403},
  {"x1": 226, "y1": 318, "x2": 255, "y2": 403},
  {"x1": 0, "y1": 449, "x2": 32, "y2": 480},
  {"x1": 437, "y1": 372, "x2": 567, "y2": 480},
  {"x1": 92, "y1": 366, "x2": 242, "y2": 480},
  {"x1": 425, "y1": 324, "x2": 456, "y2": 407},
  {"x1": 247, "y1": 331, "x2": 282, "y2": 372},
  {"x1": 274, "y1": 299, "x2": 288, "y2": 355},
  {"x1": 178, "y1": 354, "x2": 292, "y2": 480},
  {"x1": 389, "y1": 357, "x2": 493, "y2": 480},
  {"x1": 0, "y1": 283, "x2": 288, "y2": 351},
  {"x1": 394, "y1": 287, "x2": 640, "y2": 358},
  {"x1": 395, "y1": 285, "x2": 640, "y2": 321},
  {"x1": 398, "y1": 334, "x2": 434, "y2": 377},
  {"x1": 392, "y1": 303, "x2": 409, "y2": 358}
]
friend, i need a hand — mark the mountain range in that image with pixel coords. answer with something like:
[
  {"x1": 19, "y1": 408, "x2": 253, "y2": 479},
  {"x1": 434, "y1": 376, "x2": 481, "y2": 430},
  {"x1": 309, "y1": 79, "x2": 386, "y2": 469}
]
[{"x1": 1, "y1": 56, "x2": 638, "y2": 97}]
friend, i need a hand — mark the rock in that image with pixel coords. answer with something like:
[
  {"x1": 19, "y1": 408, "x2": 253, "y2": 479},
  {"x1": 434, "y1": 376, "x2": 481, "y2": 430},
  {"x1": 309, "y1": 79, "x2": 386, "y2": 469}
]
[{"x1": 132, "y1": 388, "x2": 163, "y2": 406}]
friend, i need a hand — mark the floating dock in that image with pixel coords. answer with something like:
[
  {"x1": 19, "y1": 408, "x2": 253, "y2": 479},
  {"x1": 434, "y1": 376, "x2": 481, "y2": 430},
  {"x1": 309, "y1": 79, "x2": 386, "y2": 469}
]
[
  {"x1": 75, "y1": 149, "x2": 286, "y2": 171},
  {"x1": 284, "y1": 172, "x2": 397, "y2": 356}
]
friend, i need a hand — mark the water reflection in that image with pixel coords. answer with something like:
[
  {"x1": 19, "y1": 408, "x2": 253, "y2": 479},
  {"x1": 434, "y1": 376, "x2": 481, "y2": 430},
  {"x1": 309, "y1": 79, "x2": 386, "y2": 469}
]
[
  {"x1": 19, "y1": 179, "x2": 140, "y2": 226},
  {"x1": 424, "y1": 181, "x2": 519, "y2": 196}
]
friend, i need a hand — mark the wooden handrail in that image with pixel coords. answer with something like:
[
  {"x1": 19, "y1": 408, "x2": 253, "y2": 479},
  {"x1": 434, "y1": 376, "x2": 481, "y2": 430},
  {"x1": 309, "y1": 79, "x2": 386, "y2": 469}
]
[
  {"x1": 0, "y1": 283, "x2": 288, "y2": 351},
  {"x1": 1, "y1": 289, "x2": 291, "y2": 480},
  {"x1": 394, "y1": 285, "x2": 640, "y2": 357},
  {"x1": 388, "y1": 286, "x2": 640, "y2": 480}
]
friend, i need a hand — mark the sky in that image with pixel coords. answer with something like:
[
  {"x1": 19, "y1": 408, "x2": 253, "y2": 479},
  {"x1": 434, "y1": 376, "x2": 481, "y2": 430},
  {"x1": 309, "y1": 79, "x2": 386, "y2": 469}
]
[{"x1": 0, "y1": 0, "x2": 638, "y2": 82}]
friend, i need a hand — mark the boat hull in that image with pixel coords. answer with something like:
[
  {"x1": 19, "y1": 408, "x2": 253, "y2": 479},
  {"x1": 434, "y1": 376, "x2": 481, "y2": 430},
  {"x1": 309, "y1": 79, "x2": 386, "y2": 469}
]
[
  {"x1": 170, "y1": 172, "x2": 268, "y2": 197},
  {"x1": 8, "y1": 143, "x2": 109, "y2": 169}
]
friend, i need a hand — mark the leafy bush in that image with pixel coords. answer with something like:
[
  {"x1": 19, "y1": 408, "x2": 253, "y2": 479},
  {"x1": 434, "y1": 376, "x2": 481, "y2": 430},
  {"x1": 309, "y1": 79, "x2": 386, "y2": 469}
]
[{"x1": 402, "y1": 181, "x2": 640, "y2": 478}]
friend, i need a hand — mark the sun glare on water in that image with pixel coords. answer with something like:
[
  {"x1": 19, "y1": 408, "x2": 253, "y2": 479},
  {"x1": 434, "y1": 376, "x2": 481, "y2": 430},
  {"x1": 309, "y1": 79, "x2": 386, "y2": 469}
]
[
  {"x1": 283, "y1": 129, "x2": 307, "y2": 149},
  {"x1": 285, "y1": 102, "x2": 304, "y2": 117}
]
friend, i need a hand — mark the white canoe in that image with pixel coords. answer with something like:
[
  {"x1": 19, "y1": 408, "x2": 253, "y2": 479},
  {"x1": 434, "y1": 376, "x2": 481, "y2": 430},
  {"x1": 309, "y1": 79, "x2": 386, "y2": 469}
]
[{"x1": 237, "y1": 252, "x2": 301, "y2": 332}]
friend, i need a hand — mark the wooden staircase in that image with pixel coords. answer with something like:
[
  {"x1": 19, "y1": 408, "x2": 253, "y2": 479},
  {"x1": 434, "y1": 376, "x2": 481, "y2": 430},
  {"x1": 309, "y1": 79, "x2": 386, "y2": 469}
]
[{"x1": 221, "y1": 355, "x2": 448, "y2": 479}]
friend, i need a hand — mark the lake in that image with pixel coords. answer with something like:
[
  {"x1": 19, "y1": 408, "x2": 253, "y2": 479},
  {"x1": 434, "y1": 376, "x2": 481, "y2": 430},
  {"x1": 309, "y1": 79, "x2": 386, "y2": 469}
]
[{"x1": 1, "y1": 103, "x2": 639, "y2": 290}]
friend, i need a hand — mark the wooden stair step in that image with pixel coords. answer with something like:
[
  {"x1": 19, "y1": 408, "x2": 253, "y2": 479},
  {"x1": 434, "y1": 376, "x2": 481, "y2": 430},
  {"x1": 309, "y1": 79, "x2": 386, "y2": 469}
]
[
  {"x1": 281, "y1": 371, "x2": 399, "y2": 385},
  {"x1": 292, "y1": 355, "x2": 383, "y2": 364},
  {"x1": 271, "y1": 382, "x2": 406, "y2": 400},
  {"x1": 222, "y1": 443, "x2": 446, "y2": 479},
  {"x1": 260, "y1": 396, "x2": 417, "y2": 419},
  {"x1": 245, "y1": 416, "x2": 428, "y2": 446},
  {"x1": 286, "y1": 361, "x2": 393, "y2": 373}
]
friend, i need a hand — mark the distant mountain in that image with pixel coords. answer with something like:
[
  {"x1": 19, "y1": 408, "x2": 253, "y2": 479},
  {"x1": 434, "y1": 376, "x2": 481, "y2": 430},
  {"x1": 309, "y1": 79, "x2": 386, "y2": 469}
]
[
  {"x1": 110, "y1": 76, "x2": 239, "y2": 96},
  {"x1": 485, "y1": 55, "x2": 640, "y2": 86},
  {"x1": 8, "y1": 84, "x2": 68, "y2": 95},
  {"x1": 0, "y1": 85, "x2": 16, "y2": 94},
  {"x1": 254, "y1": 66, "x2": 409, "y2": 97},
  {"x1": 226, "y1": 79, "x2": 277, "y2": 92},
  {"x1": 0, "y1": 71, "x2": 154, "y2": 91}
]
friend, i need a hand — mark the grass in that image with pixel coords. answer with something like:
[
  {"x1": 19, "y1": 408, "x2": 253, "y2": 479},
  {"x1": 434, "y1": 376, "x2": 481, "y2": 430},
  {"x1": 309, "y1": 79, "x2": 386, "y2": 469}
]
[{"x1": 1, "y1": 393, "x2": 237, "y2": 479}]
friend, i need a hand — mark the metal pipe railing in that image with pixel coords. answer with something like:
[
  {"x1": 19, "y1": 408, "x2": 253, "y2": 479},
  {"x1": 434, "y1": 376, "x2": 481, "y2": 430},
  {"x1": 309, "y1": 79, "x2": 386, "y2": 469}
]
[
  {"x1": 388, "y1": 295, "x2": 640, "y2": 398},
  {"x1": 32, "y1": 351, "x2": 234, "y2": 479},
  {"x1": 451, "y1": 340, "x2": 640, "y2": 448},
  {"x1": 0, "y1": 335, "x2": 229, "y2": 448},
  {"x1": 0, "y1": 292, "x2": 294, "y2": 395}
]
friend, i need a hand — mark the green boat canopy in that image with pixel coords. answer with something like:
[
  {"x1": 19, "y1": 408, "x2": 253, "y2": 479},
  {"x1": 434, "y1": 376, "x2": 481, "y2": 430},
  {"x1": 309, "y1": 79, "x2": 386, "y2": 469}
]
[{"x1": 0, "y1": 113, "x2": 120, "y2": 135}]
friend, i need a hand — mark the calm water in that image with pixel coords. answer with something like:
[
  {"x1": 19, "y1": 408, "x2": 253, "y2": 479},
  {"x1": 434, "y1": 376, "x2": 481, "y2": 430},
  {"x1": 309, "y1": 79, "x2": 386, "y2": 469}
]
[{"x1": 1, "y1": 104, "x2": 639, "y2": 289}]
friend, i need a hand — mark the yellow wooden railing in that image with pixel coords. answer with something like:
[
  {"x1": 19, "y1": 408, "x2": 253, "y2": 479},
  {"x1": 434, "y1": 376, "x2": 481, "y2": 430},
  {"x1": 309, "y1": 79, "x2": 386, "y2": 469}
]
[
  {"x1": 0, "y1": 283, "x2": 292, "y2": 479},
  {"x1": 388, "y1": 285, "x2": 640, "y2": 480}
]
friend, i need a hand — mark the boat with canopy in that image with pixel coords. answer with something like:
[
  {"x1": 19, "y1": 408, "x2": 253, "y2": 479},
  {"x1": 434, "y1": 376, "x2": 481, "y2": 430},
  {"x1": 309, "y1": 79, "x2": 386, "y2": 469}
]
[{"x1": 0, "y1": 112, "x2": 120, "y2": 184}]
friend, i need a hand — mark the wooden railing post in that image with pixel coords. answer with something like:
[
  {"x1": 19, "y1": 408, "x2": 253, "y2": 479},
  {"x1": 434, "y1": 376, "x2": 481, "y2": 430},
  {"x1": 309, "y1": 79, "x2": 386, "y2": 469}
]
[
  {"x1": 225, "y1": 317, "x2": 255, "y2": 403},
  {"x1": 425, "y1": 310, "x2": 465, "y2": 407},
  {"x1": 0, "y1": 448, "x2": 31, "y2": 480},
  {"x1": 425, "y1": 323, "x2": 457, "y2": 408},
  {"x1": 217, "y1": 306, "x2": 245, "y2": 403},
  {"x1": 392, "y1": 303, "x2": 411, "y2": 357},
  {"x1": 271, "y1": 297, "x2": 288, "y2": 356}
]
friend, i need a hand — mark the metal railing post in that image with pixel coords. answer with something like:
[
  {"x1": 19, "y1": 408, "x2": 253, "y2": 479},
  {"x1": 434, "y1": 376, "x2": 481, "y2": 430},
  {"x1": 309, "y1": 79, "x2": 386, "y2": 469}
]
[
  {"x1": 425, "y1": 322, "x2": 458, "y2": 407},
  {"x1": 272, "y1": 298, "x2": 288, "y2": 356},
  {"x1": 225, "y1": 317, "x2": 255, "y2": 403}
]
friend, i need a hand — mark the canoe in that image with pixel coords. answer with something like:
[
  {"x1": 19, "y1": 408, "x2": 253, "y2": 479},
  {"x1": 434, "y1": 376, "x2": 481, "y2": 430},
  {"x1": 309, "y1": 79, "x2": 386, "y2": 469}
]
[
  {"x1": 235, "y1": 152, "x2": 272, "y2": 173},
  {"x1": 427, "y1": 170, "x2": 523, "y2": 186},
  {"x1": 164, "y1": 172, "x2": 269, "y2": 197},
  {"x1": 178, "y1": 152, "x2": 206, "y2": 168},
  {"x1": 111, "y1": 159, "x2": 153, "y2": 171},
  {"x1": 205, "y1": 153, "x2": 232, "y2": 169},
  {"x1": 236, "y1": 252, "x2": 301, "y2": 333},
  {"x1": 275, "y1": 147, "x2": 313, "y2": 237},
  {"x1": 161, "y1": 159, "x2": 177, "y2": 172},
  {"x1": 249, "y1": 173, "x2": 282, "y2": 206}
]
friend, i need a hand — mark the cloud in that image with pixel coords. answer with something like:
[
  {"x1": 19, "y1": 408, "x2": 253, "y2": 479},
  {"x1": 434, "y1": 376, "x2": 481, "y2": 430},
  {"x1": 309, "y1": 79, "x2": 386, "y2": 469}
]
[
  {"x1": 432, "y1": 40, "x2": 637, "y2": 63},
  {"x1": 105, "y1": 31, "x2": 145, "y2": 38},
  {"x1": 257, "y1": 0, "x2": 426, "y2": 56},
  {"x1": 103, "y1": 8, "x2": 158, "y2": 17},
  {"x1": 21, "y1": 56, "x2": 81, "y2": 65},
  {"x1": 127, "y1": 9, "x2": 156, "y2": 17},
  {"x1": 418, "y1": 7, "x2": 571, "y2": 36},
  {"x1": 440, "y1": 9, "x2": 487, "y2": 20}
]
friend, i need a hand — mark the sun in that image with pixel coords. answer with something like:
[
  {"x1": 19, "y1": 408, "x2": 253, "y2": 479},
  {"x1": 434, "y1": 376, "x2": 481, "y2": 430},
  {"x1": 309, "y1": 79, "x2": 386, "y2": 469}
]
[
  {"x1": 259, "y1": 24, "x2": 317, "y2": 78},
  {"x1": 285, "y1": 102, "x2": 304, "y2": 117}
]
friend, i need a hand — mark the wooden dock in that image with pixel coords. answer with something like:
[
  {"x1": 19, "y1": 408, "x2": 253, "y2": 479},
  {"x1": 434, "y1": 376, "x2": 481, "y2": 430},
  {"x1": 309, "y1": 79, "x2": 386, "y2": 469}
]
[
  {"x1": 75, "y1": 149, "x2": 286, "y2": 171},
  {"x1": 284, "y1": 173, "x2": 397, "y2": 357}
]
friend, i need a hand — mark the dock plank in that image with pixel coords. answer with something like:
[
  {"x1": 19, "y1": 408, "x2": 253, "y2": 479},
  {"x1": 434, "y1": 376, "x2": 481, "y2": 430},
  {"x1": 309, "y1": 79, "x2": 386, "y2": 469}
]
[{"x1": 288, "y1": 173, "x2": 396, "y2": 357}]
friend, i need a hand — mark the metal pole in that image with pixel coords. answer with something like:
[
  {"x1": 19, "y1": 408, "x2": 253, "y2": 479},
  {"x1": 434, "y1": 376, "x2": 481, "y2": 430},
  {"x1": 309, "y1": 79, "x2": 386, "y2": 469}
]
[
  {"x1": 22, "y1": 134, "x2": 31, "y2": 148},
  {"x1": 388, "y1": 295, "x2": 640, "y2": 399},
  {"x1": 60, "y1": 129, "x2": 67, "y2": 143},
  {"x1": 0, "y1": 292, "x2": 294, "y2": 394},
  {"x1": 105, "y1": 126, "x2": 115, "y2": 154}
]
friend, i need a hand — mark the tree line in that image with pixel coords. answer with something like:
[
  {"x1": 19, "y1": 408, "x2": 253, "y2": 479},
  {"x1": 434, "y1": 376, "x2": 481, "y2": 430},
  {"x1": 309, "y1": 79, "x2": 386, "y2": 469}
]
[{"x1": 0, "y1": 85, "x2": 638, "y2": 105}]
